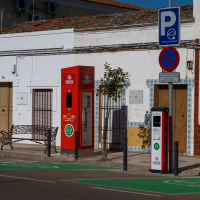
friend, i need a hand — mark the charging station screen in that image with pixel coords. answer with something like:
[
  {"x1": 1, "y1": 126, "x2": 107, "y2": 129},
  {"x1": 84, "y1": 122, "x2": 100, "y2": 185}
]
[{"x1": 153, "y1": 116, "x2": 161, "y2": 127}]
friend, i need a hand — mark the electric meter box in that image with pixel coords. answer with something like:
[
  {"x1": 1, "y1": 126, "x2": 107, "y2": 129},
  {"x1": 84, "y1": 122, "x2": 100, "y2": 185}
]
[
  {"x1": 150, "y1": 107, "x2": 169, "y2": 173},
  {"x1": 61, "y1": 66, "x2": 95, "y2": 157}
]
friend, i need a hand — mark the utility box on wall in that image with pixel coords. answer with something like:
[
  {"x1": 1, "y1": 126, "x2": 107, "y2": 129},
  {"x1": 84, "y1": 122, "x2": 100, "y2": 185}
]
[{"x1": 61, "y1": 66, "x2": 95, "y2": 157}]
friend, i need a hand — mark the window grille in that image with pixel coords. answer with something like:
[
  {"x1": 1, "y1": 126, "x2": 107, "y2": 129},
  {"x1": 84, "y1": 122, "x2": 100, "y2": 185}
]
[
  {"x1": 99, "y1": 93, "x2": 122, "y2": 150},
  {"x1": 32, "y1": 89, "x2": 53, "y2": 139}
]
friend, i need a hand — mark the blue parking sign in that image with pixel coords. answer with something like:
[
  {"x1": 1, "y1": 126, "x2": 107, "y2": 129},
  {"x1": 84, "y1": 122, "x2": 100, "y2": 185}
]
[{"x1": 159, "y1": 7, "x2": 180, "y2": 46}]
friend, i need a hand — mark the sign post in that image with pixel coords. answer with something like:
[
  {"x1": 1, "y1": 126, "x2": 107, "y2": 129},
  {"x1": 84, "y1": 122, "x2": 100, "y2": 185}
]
[
  {"x1": 158, "y1": 45, "x2": 180, "y2": 172},
  {"x1": 159, "y1": 2, "x2": 180, "y2": 173}
]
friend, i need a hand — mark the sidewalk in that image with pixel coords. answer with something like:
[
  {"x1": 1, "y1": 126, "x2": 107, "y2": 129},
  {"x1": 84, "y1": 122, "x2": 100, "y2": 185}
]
[{"x1": 0, "y1": 143, "x2": 200, "y2": 175}]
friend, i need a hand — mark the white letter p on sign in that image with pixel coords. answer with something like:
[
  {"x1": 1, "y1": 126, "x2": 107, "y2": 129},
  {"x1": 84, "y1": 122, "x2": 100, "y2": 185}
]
[{"x1": 161, "y1": 11, "x2": 176, "y2": 36}]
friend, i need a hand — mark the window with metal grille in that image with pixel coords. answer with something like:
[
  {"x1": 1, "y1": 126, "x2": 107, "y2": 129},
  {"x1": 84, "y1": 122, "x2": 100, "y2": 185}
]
[
  {"x1": 32, "y1": 89, "x2": 53, "y2": 139},
  {"x1": 99, "y1": 91, "x2": 122, "y2": 150}
]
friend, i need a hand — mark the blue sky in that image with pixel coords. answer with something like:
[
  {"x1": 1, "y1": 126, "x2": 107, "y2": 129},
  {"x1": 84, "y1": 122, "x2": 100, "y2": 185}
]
[{"x1": 117, "y1": 0, "x2": 193, "y2": 9}]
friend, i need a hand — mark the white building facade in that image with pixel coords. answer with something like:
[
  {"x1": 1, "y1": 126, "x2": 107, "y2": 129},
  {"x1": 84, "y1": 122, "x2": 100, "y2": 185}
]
[{"x1": 0, "y1": 1, "x2": 199, "y2": 155}]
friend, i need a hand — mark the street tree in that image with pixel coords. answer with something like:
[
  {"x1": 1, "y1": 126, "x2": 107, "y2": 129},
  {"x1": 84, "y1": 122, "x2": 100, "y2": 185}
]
[{"x1": 97, "y1": 62, "x2": 131, "y2": 160}]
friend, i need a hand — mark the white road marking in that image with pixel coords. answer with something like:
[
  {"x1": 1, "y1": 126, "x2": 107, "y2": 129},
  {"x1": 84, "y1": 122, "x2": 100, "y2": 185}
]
[
  {"x1": 88, "y1": 186, "x2": 161, "y2": 197},
  {"x1": 64, "y1": 180, "x2": 162, "y2": 197},
  {"x1": 0, "y1": 163, "x2": 60, "y2": 169},
  {"x1": 0, "y1": 175, "x2": 56, "y2": 183},
  {"x1": 164, "y1": 180, "x2": 200, "y2": 187}
]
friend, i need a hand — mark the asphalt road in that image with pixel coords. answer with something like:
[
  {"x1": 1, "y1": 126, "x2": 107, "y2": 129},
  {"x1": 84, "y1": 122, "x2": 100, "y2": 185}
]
[{"x1": 0, "y1": 156, "x2": 200, "y2": 200}]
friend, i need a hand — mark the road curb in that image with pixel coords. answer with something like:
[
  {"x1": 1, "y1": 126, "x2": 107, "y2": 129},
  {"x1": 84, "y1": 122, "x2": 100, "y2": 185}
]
[
  {"x1": 0, "y1": 152, "x2": 75, "y2": 163},
  {"x1": 0, "y1": 150, "x2": 200, "y2": 175}
]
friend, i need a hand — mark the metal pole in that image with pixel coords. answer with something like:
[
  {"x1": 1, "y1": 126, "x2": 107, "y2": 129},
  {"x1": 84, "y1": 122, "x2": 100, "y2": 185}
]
[
  {"x1": 174, "y1": 141, "x2": 178, "y2": 176},
  {"x1": 75, "y1": 131, "x2": 78, "y2": 160},
  {"x1": 32, "y1": 0, "x2": 35, "y2": 21},
  {"x1": 169, "y1": 0, "x2": 172, "y2": 7},
  {"x1": 123, "y1": 137, "x2": 127, "y2": 171},
  {"x1": 168, "y1": 0, "x2": 173, "y2": 173},
  {"x1": 169, "y1": 83, "x2": 173, "y2": 172},
  {"x1": 47, "y1": 129, "x2": 51, "y2": 157}
]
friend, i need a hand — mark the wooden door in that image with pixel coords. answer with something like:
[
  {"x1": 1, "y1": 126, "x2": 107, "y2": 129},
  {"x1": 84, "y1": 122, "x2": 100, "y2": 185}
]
[
  {"x1": 174, "y1": 86, "x2": 187, "y2": 154},
  {"x1": 0, "y1": 83, "x2": 12, "y2": 132},
  {"x1": 154, "y1": 84, "x2": 187, "y2": 153},
  {"x1": 9, "y1": 86, "x2": 13, "y2": 129}
]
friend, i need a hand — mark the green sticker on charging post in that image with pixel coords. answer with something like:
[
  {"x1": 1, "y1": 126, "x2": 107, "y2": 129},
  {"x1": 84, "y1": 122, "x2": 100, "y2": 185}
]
[
  {"x1": 154, "y1": 143, "x2": 160, "y2": 150},
  {"x1": 65, "y1": 124, "x2": 74, "y2": 137}
]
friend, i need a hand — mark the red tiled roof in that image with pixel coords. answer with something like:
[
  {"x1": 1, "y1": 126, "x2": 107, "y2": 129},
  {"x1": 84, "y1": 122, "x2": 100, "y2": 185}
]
[
  {"x1": 0, "y1": 5, "x2": 193, "y2": 35},
  {"x1": 24, "y1": 17, "x2": 74, "y2": 32},
  {"x1": 84, "y1": 0, "x2": 149, "y2": 10},
  {"x1": 77, "y1": 19, "x2": 104, "y2": 29}
]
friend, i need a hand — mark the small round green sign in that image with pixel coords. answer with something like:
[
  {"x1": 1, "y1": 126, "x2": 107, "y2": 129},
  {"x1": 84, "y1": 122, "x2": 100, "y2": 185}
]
[
  {"x1": 65, "y1": 124, "x2": 74, "y2": 137},
  {"x1": 154, "y1": 143, "x2": 160, "y2": 150}
]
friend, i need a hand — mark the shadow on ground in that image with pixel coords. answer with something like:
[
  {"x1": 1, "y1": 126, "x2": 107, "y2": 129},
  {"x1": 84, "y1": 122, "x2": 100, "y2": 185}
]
[{"x1": 179, "y1": 163, "x2": 200, "y2": 172}]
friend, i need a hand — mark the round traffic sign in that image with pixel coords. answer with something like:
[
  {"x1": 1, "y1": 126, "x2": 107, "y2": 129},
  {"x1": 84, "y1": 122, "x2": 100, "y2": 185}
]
[{"x1": 159, "y1": 46, "x2": 180, "y2": 72}]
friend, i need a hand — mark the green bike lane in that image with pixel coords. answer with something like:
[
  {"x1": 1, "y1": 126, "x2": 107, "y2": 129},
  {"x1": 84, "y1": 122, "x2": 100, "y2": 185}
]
[
  {"x1": 1, "y1": 162, "x2": 200, "y2": 195},
  {"x1": 0, "y1": 162, "x2": 117, "y2": 170},
  {"x1": 71, "y1": 178, "x2": 200, "y2": 194}
]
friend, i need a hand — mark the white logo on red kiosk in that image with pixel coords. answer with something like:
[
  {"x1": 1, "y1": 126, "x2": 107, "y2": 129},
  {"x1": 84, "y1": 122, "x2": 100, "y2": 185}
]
[
  {"x1": 83, "y1": 74, "x2": 91, "y2": 84},
  {"x1": 67, "y1": 75, "x2": 72, "y2": 79},
  {"x1": 64, "y1": 74, "x2": 74, "y2": 84}
]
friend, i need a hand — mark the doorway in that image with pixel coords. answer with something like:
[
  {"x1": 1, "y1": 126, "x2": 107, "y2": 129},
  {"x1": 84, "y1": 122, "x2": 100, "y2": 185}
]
[
  {"x1": 154, "y1": 84, "x2": 187, "y2": 153},
  {"x1": 0, "y1": 83, "x2": 13, "y2": 132}
]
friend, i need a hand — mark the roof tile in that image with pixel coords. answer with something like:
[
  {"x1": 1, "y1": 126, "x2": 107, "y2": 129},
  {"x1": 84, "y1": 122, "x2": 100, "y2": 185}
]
[
  {"x1": 84, "y1": 0, "x2": 149, "y2": 10},
  {"x1": 24, "y1": 17, "x2": 74, "y2": 32},
  {"x1": 0, "y1": 5, "x2": 193, "y2": 35},
  {"x1": 77, "y1": 19, "x2": 104, "y2": 29}
]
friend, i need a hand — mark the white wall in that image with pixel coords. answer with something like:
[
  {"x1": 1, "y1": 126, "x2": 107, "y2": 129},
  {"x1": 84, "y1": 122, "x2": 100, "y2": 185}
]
[
  {"x1": 0, "y1": 29, "x2": 74, "y2": 52},
  {"x1": 74, "y1": 23, "x2": 195, "y2": 121},
  {"x1": 74, "y1": 23, "x2": 195, "y2": 154},
  {"x1": 75, "y1": 23, "x2": 194, "y2": 47},
  {"x1": 0, "y1": 29, "x2": 75, "y2": 146},
  {"x1": 74, "y1": 48, "x2": 194, "y2": 122},
  {"x1": 194, "y1": 0, "x2": 200, "y2": 39},
  {"x1": 0, "y1": 20, "x2": 196, "y2": 150}
]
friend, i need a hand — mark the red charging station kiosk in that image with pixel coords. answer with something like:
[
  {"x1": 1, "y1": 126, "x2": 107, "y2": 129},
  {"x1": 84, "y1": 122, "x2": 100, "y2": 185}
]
[
  {"x1": 150, "y1": 107, "x2": 169, "y2": 173},
  {"x1": 61, "y1": 66, "x2": 94, "y2": 157}
]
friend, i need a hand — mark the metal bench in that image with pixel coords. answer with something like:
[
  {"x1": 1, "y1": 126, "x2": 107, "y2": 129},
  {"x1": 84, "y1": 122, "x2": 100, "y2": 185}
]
[{"x1": 0, "y1": 125, "x2": 58, "y2": 154}]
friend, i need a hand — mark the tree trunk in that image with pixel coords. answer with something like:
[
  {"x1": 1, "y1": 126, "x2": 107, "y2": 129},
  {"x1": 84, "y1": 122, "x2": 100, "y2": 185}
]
[{"x1": 102, "y1": 98, "x2": 111, "y2": 160}]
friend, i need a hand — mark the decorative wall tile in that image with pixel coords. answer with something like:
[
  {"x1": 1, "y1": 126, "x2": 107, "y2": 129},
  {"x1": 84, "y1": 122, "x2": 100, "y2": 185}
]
[
  {"x1": 95, "y1": 78, "x2": 194, "y2": 155},
  {"x1": 146, "y1": 78, "x2": 194, "y2": 155},
  {"x1": 194, "y1": 45, "x2": 200, "y2": 156},
  {"x1": 94, "y1": 80, "x2": 100, "y2": 149}
]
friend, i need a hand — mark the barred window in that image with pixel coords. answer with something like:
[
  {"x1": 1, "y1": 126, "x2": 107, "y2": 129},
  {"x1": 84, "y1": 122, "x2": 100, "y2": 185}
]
[{"x1": 32, "y1": 89, "x2": 53, "y2": 139}]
